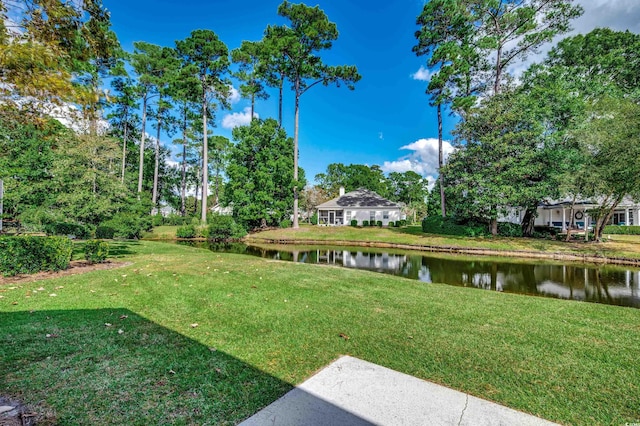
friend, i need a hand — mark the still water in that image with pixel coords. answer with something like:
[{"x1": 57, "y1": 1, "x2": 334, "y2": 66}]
[{"x1": 184, "y1": 242, "x2": 640, "y2": 309}]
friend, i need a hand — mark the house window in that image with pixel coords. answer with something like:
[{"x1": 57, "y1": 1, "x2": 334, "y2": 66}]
[
  {"x1": 370, "y1": 211, "x2": 376, "y2": 222},
  {"x1": 383, "y1": 211, "x2": 389, "y2": 220},
  {"x1": 346, "y1": 211, "x2": 352, "y2": 222}
]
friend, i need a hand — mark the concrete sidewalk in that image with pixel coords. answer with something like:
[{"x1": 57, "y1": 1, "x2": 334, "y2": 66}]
[{"x1": 239, "y1": 356, "x2": 559, "y2": 426}]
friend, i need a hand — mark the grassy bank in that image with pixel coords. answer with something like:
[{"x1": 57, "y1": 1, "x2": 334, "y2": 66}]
[
  {"x1": 1, "y1": 241, "x2": 639, "y2": 425},
  {"x1": 244, "y1": 225, "x2": 640, "y2": 261}
]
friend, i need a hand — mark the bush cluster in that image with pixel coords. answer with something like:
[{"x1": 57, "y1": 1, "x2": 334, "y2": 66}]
[
  {"x1": 44, "y1": 222, "x2": 92, "y2": 239},
  {"x1": 421, "y1": 216, "x2": 487, "y2": 237},
  {"x1": 176, "y1": 225, "x2": 197, "y2": 239},
  {"x1": 603, "y1": 225, "x2": 640, "y2": 235},
  {"x1": 0, "y1": 236, "x2": 72, "y2": 276},
  {"x1": 376, "y1": 220, "x2": 382, "y2": 227},
  {"x1": 208, "y1": 215, "x2": 246, "y2": 241},
  {"x1": 95, "y1": 226, "x2": 116, "y2": 239},
  {"x1": 84, "y1": 240, "x2": 109, "y2": 264},
  {"x1": 151, "y1": 214, "x2": 193, "y2": 227},
  {"x1": 497, "y1": 222, "x2": 523, "y2": 238},
  {"x1": 422, "y1": 216, "x2": 527, "y2": 237},
  {"x1": 99, "y1": 213, "x2": 152, "y2": 239},
  {"x1": 350, "y1": 219, "x2": 358, "y2": 227},
  {"x1": 310, "y1": 214, "x2": 318, "y2": 225},
  {"x1": 362, "y1": 220, "x2": 369, "y2": 227},
  {"x1": 280, "y1": 219, "x2": 292, "y2": 229}
]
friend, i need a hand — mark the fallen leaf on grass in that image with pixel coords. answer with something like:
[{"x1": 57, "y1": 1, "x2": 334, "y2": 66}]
[
  {"x1": 104, "y1": 323, "x2": 112, "y2": 327},
  {"x1": 338, "y1": 333, "x2": 350, "y2": 340},
  {"x1": 46, "y1": 333, "x2": 59, "y2": 338},
  {"x1": 119, "y1": 315, "x2": 128, "y2": 319},
  {"x1": 169, "y1": 369, "x2": 176, "y2": 375},
  {"x1": 49, "y1": 293, "x2": 57, "y2": 297},
  {"x1": 190, "y1": 323, "x2": 198, "y2": 328},
  {"x1": 118, "y1": 329, "x2": 124, "y2": 334}
]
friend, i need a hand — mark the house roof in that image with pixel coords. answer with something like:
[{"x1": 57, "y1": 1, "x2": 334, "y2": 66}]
[{"x1": 317, "y1": 188, "x2": 399, "y2": 209}]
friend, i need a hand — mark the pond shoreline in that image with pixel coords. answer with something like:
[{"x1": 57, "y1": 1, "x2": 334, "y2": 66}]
[{"x1": 244, "y1": 237, "x2": 640, "y2": 267}]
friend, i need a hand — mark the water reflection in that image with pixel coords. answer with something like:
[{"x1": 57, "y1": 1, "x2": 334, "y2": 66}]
[{"x1": 184, "y1": 242, "x2": 640, "y2": 309}]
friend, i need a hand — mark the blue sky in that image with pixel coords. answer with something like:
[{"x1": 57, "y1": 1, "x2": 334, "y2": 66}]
[{"x1": 106, "y1": 0, "x2": 640, "y2": 186}]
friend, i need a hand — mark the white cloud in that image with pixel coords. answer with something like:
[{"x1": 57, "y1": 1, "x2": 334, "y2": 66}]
[
  {"x1": 382, "y1": 138, "x2": 455, "y2": 186},
  {"x1": 411, "y1": 65, "x2": 434, "y2": 82},
  {"x1": 221, "y1": 106, "x2": 258, "y2": 129},
  {"x1": 229, "y1": 85, "x2": 241, "y2": 104}
]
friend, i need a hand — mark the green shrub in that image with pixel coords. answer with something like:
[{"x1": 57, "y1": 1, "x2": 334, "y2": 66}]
[
  {"x1": 44, "y1": 222, "x2": 91, "y2": 239},
  {"x1": 497, "y1": 222, "x2": 523, "y2": 237},
  {"x1": 0, "y1": 236, "x2": 72, "y2": 276},
  {"x1": 151, "y1": 215, "x2": 164, "y2": 227},
  {"x1": 375, "y1": 220, "x2": 382, "y2": 227},
  {"x1": 310, "y1": 214, "x2": 318, "y2": 225},
  {"x1": 208, "y1": 215, "x2": 246, "y2": 241},
  {"x1": 165, "y1": 214, "x2": 191, "y2": 226},
  {"x1": 603, "y1": 225, "x2": 640, "y2": 235},
  {"x1": 350, "y1": 219, "x2": 358, "y2": 227},
  {"x1": 362, "y1": 220, "x2": 369, "y2": 227},
  {"x1": 176, "y1": 225, "x2": 197, "y2": 239},
  {"x1": 399, "y1": 220, "x2": 407, "y2": 226},
  {"x1": 84, "y1": 240, "x2": 109, "y2": 264},
  {"x1": 280, "y1": 219, "x2": 292, "y2": 229},
  {"x1": 100, "y1": 213, "x2": 152, "y2": 240},
  {"x1": 95, "y1": 226, "x2": 116, "y2": 239},
  {"x1": 422, "y1": 216, "x2": 487, "y2": 237},
  {"x1": 369, "y1": 220, "x2": 377, "y2": 227},
  {"x1": 393, "y1": 221, "x2": 400, "y2": 227}
]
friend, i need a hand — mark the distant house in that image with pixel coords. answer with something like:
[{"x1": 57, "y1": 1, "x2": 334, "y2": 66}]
[
  {"x1": 534, "y1": 197, "x2": 640, "y2": 230},
  {"x1": 316, "y1": 188, "x2": 404, "y2": 226},
  {"x1": 211, "y1": 203, "x2": 233, "y2": 216},
  {"x1": 502, "y1": 196, "x2": 640, "y2": 230}
]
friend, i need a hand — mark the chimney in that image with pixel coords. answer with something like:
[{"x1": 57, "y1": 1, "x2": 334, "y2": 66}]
[{"x1": 339, "y1": 186, "x2": 345, "y2": 197}]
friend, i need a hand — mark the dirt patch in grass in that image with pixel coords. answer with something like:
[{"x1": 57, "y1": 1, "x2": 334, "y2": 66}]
[
  {"x1": 0, "y1": 261, "x2": 131, "y2": 286},
  {"x1": 0, "y1": 395, "x2": 48, "y2": 425}
]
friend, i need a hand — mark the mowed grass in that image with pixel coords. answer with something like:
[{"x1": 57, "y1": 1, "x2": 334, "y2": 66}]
[
  {"x1": 1, "y1": 241, "x2": 639, "y2": 425},
  {"x1": 245, "y1": 224, "x2": 640, "y2": 260}
]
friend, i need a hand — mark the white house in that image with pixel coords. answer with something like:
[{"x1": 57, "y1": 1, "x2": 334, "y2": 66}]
[
  {"x1": 501, "y1": 197, "x2": 640, "y2": 231},
  {"x1": 316, "y1": 188, "x2": 404, "y2": 226}
]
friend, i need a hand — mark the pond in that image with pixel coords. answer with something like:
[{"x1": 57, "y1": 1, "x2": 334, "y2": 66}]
[{"x1": 181, "y1": 242, "x2": 640, "y2": 309}]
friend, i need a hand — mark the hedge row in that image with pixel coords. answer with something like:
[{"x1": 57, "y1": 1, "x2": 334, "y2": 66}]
[
  {"x1": 0, "y1": 236, "x2": 73, "y2": 277},
  {"x1": 421, "y1": 216, "x2": 523, "y2": 237},
  {"x1": 603, "y1": 225, "x2": 640, "y2": 235}
]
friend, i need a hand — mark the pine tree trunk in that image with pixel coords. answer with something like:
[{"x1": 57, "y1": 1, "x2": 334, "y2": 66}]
[
  {"x1": 180, "y1": 111, "x2": 187, "y2": 217},
  {"x1": 137, "y1": 95, "x2": 148, "y2": 194},
  {"x1": 152, "y1": 95, "x2": 162, "y2": 209},
  {"x1": 251, "y1": 92, "x2": 255, "y2": 121},
  {"x1": 292, "y1": 80, "x2": 300, "y2": 229},
  {"x1": 278, "y1": 74, "x2": 284, "y2": 127},
  {"x1": 201, "y1": 90, "x2": 208, "y2": 224},
  {"x1": 437, "y1": 103, "x2": 445, "y2": 218},
  {"x1": 121, "y1": 108, "x2": 128, "y2": 184}
]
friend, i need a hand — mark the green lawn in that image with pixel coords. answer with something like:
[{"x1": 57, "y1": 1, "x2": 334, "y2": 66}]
[{"x1": 3, "y1": 241, "x2": 638, "y2": 425}]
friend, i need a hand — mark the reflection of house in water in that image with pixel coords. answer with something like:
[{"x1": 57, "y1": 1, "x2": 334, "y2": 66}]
[
  {"x1": 315, "y1": 249, "x2": 407, "y2": 274},
  {"x1": 242, "y1": 244, "x2": 640, "y2": 308},
  {"x1": 535, "y1": 265, "x2": 640, "y2": 307}
]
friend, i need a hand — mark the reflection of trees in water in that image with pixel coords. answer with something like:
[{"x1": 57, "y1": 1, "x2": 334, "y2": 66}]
[{"x1": 203, "y1": 243, "x2": 640, "y2": 308}]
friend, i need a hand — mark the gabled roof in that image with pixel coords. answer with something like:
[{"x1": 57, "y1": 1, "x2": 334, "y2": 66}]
[{"x1": 317, "y1": 188, "x2": 399, "y2": 209}]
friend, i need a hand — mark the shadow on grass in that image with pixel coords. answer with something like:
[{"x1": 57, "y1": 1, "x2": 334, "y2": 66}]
[
  {"x1": 72, "y1": 240, "x2": 138, "y2": 260},
  {"x1": 0, "y1": 309, "x2": 372, "y2": 425}
]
